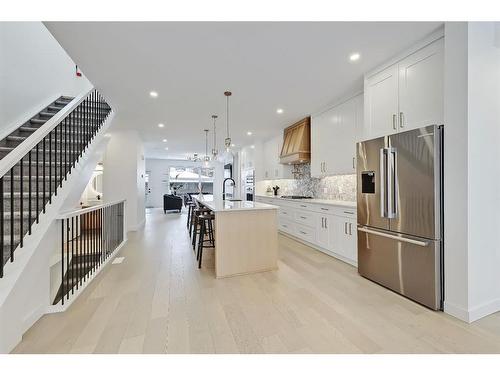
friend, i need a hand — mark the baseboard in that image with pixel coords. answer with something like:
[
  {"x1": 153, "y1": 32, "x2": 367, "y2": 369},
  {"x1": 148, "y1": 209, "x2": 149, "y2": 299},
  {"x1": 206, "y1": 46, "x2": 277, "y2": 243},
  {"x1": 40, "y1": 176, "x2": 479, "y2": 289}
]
[
  {"x1": 444, "y1": 298, "x2": 500, "y2": 323},
  {"x1": 279, "y1": 231, "x2": 357, "y2": 268},
  {"x1": 468, "y1": 298, "x2": 500, "y2": 322},
  {"x1": 128, "y1": 218, "x2": 145, "y2": 231},
  {"x1": 443, "y1": 301, "x2": 470, "y2": 322}
]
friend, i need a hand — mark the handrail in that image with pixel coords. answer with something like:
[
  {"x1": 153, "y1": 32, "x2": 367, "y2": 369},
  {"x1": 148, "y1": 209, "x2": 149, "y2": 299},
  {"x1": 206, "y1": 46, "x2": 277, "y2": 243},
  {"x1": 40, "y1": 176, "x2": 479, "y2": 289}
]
[
  {"x1": 0, "y1": 87, "x2": 94, "y2": 178},
  {"x1": 58, "y1": 199, "x2": 126, "y2": 219}
]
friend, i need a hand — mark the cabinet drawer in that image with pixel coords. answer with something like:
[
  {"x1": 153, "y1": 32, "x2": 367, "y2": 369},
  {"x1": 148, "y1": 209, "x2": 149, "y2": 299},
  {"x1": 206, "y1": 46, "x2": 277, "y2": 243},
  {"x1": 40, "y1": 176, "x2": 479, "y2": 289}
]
[
  {"x1": 278, "y1": 219, "x2": 295, "y2": 234},
  {"x1": 279, "y1": 207, "x2": 295, "y2": 218},
  {"x1": 295, "y1": 223, "x2": 316, "y2": 244},
  {"x1": 294, "y1": 211, "x2": 316, "y2": 227}
]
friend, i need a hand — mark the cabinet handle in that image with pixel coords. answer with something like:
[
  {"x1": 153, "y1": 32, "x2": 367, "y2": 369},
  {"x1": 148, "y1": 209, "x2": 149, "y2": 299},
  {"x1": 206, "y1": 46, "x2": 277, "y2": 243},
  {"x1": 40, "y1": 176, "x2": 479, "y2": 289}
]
[
  {"x1": 321, "y1": 217, "x2": 324, "y2": 228},
  {"x1": 352, "y1": 157, "x2": 355, "y2": 169},
  {"x1": 343, "y1": 211, "x2": 354, "y2": 215},
  {"x1": 399, "y1": 112, "x2": 404, "y2": 128},
  {"x1": 344, "y1": 222, "x2": 348, "y2": 234},
  {"x1": 300, "y1": 204, "x2": 307, "y2": 208},
  {"x1": 299, "y1": 231, "x2": 307, "y2": 235},
  {"x1": 300, "y1": 216, "x2": 307, "y2": 219},
  {"x1": 325, "y1": 217, "x2": 327, "y2": 229},
  {"x1": 349, "y1": 223, "x2": 352, "y2": 235},
  {"x1": 321, "y1": 207, "x2": 329, "y2": 211},
  {"x1": 393, "y1": 114, "x2": 397, "y2": 130}
]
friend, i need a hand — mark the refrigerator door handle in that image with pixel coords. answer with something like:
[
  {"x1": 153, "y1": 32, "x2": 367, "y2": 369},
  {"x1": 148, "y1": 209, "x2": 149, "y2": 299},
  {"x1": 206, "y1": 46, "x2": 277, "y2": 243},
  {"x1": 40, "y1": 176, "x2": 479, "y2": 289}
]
[
  {"x1": 357, "y1": 226, "x2": 429, "y2": 247},
  {"x1": 387, "y1": 147, "x2": 397, "y2": 219},
  {"x1": 380, "y1": 148, "x2": 388, "y2": 218}
]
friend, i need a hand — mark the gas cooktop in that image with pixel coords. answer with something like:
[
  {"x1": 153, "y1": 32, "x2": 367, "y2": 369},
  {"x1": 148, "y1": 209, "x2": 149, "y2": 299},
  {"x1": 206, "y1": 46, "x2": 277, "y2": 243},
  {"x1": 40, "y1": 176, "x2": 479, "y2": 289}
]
[{"x1": 280, "y1": 195, "x2": 313, "y2": 199}]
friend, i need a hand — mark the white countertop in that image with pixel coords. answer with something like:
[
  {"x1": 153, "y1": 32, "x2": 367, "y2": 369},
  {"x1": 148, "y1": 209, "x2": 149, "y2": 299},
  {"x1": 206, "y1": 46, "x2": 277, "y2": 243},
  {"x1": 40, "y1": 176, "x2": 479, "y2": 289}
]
[
  {"x1": 256, "y1": 195, "x2": 356, "y2": 208},
  {"x1": 195, "y1": 196, "x2": 278, "y2": 212}
]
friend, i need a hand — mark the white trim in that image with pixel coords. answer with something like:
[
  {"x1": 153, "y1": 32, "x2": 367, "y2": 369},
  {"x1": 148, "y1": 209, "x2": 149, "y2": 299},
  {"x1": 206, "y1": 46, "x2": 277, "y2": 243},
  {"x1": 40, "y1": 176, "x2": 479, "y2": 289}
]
[
  {"x1": 279, "y1": 231, "x2": 357, "y2": 267},
  {"x1": 129, "y1": 218, "x2": 146, "y2": 231},
  {"x1": 364, "y1": 26, "x2": 445, "y2": 79},
  {"x1": 46, "y1": 238, "x2": 128, "y2": 314},
  {"x1": 0, "y1": 94, "x2": 61, "y2": 142},
  {"x1": 443, "y1": 301, "x2": 470, "y2": 322},
  {"x1": 468, "y1": 299, "x2": 500, "y2": 323},
  {"x1": 0, "y1": 87, "x2": 93, "y2": 178},
  {"x1": 58, "y1": 199, "x2": 126, "y2": 219}
]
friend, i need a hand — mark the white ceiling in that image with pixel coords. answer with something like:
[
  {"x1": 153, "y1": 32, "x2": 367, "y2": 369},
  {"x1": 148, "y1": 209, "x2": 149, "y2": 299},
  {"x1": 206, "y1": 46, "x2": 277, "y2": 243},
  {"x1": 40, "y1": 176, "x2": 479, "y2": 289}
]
[{"x1": 44, "y1": 22, "x2": 442, "y2": 160}]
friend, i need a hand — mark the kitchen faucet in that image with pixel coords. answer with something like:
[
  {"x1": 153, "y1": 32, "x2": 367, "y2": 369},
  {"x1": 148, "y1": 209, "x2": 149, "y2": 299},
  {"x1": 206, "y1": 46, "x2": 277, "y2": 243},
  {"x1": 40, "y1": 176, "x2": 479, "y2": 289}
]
[{"x1": 222, "y1": 177, "x2": 235, "y2": 200}]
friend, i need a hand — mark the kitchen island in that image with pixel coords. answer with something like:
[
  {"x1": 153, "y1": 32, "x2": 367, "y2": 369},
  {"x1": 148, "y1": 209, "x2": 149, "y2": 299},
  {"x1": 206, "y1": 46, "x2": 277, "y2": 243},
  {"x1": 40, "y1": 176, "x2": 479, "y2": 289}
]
[{"x1": 194, "y1": 196, "x2": 279, "y2": 278}]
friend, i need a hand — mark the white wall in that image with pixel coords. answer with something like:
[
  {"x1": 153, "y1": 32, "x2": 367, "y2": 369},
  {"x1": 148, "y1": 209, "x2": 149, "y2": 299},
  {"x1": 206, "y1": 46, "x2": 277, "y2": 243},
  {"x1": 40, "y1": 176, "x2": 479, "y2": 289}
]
[
  {"x1": 443, "y1": 22, "x2": 500, "y2": 322},
  {"x1": 466, "y1": 22, "x2": 500, "y2": 320},
  {"x1": 0, "y1": 22, "x2": 92, "y2": 138},
  {"x1": 443, "y1": 22, "x2": 470, "y2": 319},
  {"x1": 103, "y1": 130, "x2": 145, "y2": 231}
]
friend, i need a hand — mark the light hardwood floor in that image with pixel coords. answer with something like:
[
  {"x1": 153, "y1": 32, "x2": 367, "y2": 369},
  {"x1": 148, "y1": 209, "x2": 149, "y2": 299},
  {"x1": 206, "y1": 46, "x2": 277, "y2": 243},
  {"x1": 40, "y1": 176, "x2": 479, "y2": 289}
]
[{"x1": 12, "y1": 208, "x2": 500, "y2": 354}]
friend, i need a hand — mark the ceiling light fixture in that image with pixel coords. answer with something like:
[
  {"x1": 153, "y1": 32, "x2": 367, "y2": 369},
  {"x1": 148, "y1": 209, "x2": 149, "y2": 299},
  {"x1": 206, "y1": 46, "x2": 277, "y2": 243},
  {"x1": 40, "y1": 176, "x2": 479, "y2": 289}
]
[
  {"x1": 250, "y1": 145, "x2": 255, "y2": 149},
  {"x1": 149, "y1": 91, "x2": 158, "y2": 98},
  {"x1": 276, "y1": 108, "x2": 284, "y2": 114},
  {"x1": 162, "y1": 139, "x2": 167, "y2": 142},
  {"x1": 158, "y1": 123, "x2": 165, "y2": 128},
  {"x1": 218, "y1": 91, "x2": 234, "y2": 163},
  {"x1": 349, "y1": 52, "x2": 361, "y2": 62},
  {"x1": 211, "y1": 114, "x2": 218, "y2": 159},
  {"x1": 247, "y1": 131, "x2": 253, "y2": 136},
  {"x1": 203, "y1": 129, "x2": 210, "y2": 167},
  {"x1": 165, "y1": 147, "x2": 169, "y2": 151}
]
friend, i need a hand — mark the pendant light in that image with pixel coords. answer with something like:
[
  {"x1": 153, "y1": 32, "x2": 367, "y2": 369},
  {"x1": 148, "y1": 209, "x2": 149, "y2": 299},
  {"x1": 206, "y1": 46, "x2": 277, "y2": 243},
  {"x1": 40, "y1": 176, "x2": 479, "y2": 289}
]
[
  {"x1": 218, "y1": 91, "x2": 234, "y2": 163},
  {"x1": 203, "y1": 129, "x2": 210, "y2": 167},
  {"x1": 211, "y1": 114, "x2": 218, "y2": 159}
]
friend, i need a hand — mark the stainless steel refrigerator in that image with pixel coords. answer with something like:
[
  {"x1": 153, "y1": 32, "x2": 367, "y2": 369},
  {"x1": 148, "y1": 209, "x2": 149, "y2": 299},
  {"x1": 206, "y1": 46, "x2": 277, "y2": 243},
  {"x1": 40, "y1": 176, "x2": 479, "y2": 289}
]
[{"x1": 356, "y1": 125, "x2": 443, "y2": 310}]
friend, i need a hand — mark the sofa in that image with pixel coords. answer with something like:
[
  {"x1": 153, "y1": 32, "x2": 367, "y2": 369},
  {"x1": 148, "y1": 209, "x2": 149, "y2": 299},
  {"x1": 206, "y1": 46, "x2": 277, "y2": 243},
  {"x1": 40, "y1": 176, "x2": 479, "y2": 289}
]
[{"x1": 163, "y1": 194, "x2": 183, "y2": 213}]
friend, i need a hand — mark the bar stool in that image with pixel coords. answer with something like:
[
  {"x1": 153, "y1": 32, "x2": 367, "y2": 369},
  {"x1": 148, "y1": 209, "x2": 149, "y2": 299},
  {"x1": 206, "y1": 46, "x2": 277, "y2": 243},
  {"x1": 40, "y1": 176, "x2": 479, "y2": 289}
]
[
  {"x1": 186, "y1": 202, "x2": 196, "y2": 229},
  {"x1": 191, "y1": 207, "x2": 210, "y2": 249},
  {"x1": 197, "y1": 213, "x2": 215, "y2": 269}
]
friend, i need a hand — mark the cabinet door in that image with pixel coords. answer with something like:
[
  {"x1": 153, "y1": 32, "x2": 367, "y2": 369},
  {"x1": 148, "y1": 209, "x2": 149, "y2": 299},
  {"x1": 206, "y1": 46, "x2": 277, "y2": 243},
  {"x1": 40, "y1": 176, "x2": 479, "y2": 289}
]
[
  {"x1": 398, "y1": 38, "x2": 444, "y2": 131},
  {"x1": 364, "y1": 64, "x2": 399, "y2": 139},
  {"x1": 316, "y1": 215, "x2": 329, "y2": 249},
  {"x1": 310, "y1": 112, "x2": 327, "y2": 178},
  {"x1": 328, "y1": 96, "x2": 360, "y2": 175},
  {"x1": 342, "y1": 217, "x2": 358, "y2": 264}
]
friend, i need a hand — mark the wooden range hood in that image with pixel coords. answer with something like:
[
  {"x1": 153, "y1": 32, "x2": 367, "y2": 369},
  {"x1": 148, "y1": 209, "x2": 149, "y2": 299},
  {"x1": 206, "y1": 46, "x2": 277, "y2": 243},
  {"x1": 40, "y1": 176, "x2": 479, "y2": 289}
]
[{"x1": 279, "y1": 117, "x2": 311, "y2": 165}]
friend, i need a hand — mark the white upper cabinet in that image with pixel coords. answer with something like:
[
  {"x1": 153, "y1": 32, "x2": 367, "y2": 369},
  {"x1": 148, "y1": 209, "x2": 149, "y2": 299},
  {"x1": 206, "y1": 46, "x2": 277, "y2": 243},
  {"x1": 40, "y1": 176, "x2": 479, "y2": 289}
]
[
  {"x1": 311, "y1": 93, "x2": 362, "y2": 177},
  {"x1": 398, "y1": 38, "x2": 444, "y2": 130},
  {"x1": 363, "y1": 37, "x2": 444, "y2": 139},
  {"x1": 260, "y1": 135, "x2": 292, "y2": 180},
  {"x1": 364, "y1": 64, "x2": 399, "y2": 139}
]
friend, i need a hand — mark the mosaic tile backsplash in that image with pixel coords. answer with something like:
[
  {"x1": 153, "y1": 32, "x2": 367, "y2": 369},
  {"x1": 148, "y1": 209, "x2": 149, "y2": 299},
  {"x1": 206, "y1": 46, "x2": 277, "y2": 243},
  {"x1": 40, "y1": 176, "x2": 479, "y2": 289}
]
[{"x1": 255, "y1": 164, "x2": 356, "y2": 202}]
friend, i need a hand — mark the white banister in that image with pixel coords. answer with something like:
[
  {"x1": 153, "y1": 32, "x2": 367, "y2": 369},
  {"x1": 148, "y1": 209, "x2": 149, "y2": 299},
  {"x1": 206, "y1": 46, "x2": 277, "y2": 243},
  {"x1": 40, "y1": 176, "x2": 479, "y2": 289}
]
[{"x1": 58, "y1": 199, "x2": 126, "y2": 219}]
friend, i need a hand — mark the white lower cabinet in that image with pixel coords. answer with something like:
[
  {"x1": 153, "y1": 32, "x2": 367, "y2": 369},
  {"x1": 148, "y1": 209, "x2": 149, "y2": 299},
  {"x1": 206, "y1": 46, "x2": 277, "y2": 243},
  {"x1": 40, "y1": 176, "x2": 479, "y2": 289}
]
[{"x1": 257, "y1": 196, "x2": 357, "y2": 266}]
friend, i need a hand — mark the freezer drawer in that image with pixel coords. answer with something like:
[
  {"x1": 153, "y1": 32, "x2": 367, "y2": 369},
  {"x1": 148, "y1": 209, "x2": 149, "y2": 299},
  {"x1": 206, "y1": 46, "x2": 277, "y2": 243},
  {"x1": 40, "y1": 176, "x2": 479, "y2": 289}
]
[{"x1": 357, "y1": 226, "x2": 441, "y2": 310}]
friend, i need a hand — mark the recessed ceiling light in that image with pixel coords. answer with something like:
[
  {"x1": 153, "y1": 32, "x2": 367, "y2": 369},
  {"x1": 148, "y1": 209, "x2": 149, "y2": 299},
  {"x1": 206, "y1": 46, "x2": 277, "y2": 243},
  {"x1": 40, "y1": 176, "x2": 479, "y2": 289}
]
[
  {"x1": 149, "y1": 91, "x2": 158, "y2": 98},
  {"x1": 276, "y1": 108, "x2": 284, "y2": 114},
  {"x1": 250, "y1": 145, "x2": 255, "y2": 149},
  {"x1": 349, "y1": 53, "x2": 361, "y2": 62},
  {"x1": 231, "y1": 143, "x2": 236, "y2": 147},
  {"x1": 162, "y1": 139, "x2": 167, "y2": 142},
  {"x1": 247, "y1": 131, "x2": 253, "y2": 136},
  {"x1": 158, "y1": 123, "x2": 165, "y2": 128},
  {"x1": 165, "y1": 147, "x2": 169, "y2": 150}
]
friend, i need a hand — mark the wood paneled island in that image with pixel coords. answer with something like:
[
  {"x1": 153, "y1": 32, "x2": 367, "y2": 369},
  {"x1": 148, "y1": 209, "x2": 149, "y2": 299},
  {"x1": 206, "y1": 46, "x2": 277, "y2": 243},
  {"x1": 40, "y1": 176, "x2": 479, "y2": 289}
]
[{"x1": 194, "y1": 196, "x2": 279, "y2": 278}]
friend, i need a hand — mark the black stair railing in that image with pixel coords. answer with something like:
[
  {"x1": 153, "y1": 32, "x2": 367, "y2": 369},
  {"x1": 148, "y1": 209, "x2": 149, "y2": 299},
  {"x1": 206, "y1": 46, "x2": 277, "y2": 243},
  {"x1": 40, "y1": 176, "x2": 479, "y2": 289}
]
[
  {"x1": 56, "y1": 200, "x2": 125, "y2": 305},
  {"x1": 0, "y1": 89, "x2": 112, "y2": 278}
]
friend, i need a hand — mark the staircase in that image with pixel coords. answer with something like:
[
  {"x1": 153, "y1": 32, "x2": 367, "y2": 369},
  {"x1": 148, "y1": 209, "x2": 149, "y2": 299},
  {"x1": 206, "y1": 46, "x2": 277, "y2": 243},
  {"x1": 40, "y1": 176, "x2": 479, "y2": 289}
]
[
  {"x1": 0, "y1": 96, "x2": 74, "y2": 160},
  {"x1": 0, "y1": 90, "x2": 112, "y2": 278}
]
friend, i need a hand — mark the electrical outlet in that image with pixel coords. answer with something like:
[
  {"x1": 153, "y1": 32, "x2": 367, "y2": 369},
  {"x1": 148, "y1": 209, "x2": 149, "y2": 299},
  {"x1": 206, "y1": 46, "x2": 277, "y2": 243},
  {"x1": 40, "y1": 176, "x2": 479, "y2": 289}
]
[{"x1": 323, "y1": 188, "x2": 328, "y2": 194}]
